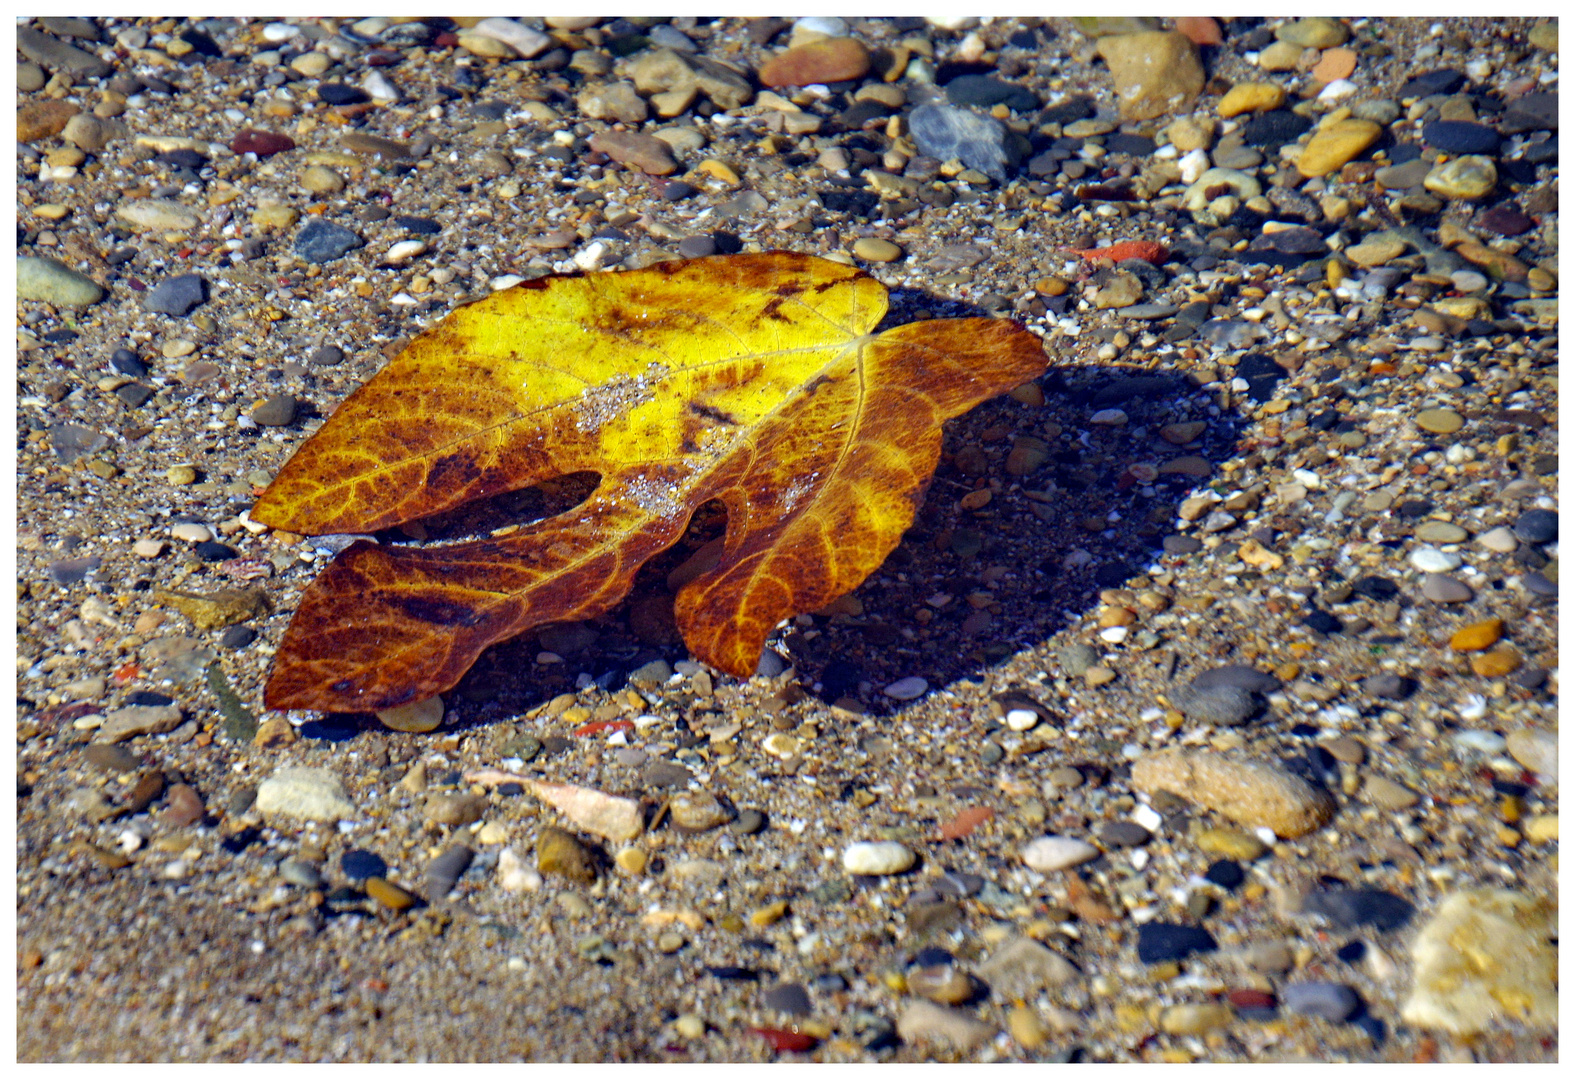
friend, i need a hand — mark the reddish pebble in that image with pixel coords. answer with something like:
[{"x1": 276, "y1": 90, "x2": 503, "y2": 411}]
[
  {"x1": 434, "y1": 32, "x2": 459, "y2": 48},
  {"x1": 938, "y1": 805, "x2": 995, "y2": 841},
  {"x1": 574, "y1": 718, "x2": 635, "y2": 736},
  {"x1": 750, "y1": 1027, "x2": 818, "y2": 1053},
  {"x1": 1228, "y1": 989, "x2": 1278, "y2": 1010},
  {"x1": 162, "y1": 783, "x2": 206, "y2": 827},
  {"x1": 231, "y1": 129, "x2": 296, "y2": 157},
  {"x1": 1310, "y1": 47, "x2": 1358, "y2": 83},
  {"x1": 1174, "y1": 17, "x2": 1222, "y2": 47},
  {"x1": 757, "y1": 37, "x2": 870, "y2": 88}
]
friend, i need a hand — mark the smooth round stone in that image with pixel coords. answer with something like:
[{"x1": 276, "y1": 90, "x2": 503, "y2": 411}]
[
  {"x1": 1345, "y1": 237, "x2": 1407, "y2": 265},
  {"x1": 853, "y1": 238, "x2": 903, "y2": 262},
  {"x1": 1449, "y1": 617, "x2": 1502, "y2": 652},
  {"x1": 883, "y1": 676, "x2": 929, "y2": 701},
  {"x1": 1362, "y1": 775, "x2": 1419, "y2": 810},
  {"x1": 1021, "y1": 835, "x2": 1099, "y2": 872},
  {"x1": 1297, "y1": 119, "x2": 1380, "y2": 178},
  {"x1": 1449, "y1": 270, "x2": 1489, "y2": 293},
  {"x1": 1374, "y1": 158, "x2": 1433, "y2": 190},
  {"x1": 842, "y1": 840, "x2": 915, "y2": 875},
  {"x1": 1096, "y1": 821, "x2": 1151, "y2": 848},
  {"x1": 1137, "y1": 922, "x2": 1218, "y2": 964},
  {"x1": 1410, "y1": 546, "x2": 1463, "y2": 573},
  {"x1": 1415, "y1": 408, "x2": 1464, "y2": 435},
  {"x1": 1004, "y1": 708, "x2": 1039, "y2": 731},
  {"x1": 762, "y1": 982, "x2": 812, "y2": 1016},
  {"x1": 250, "y1": 394, "x2": 298, "y2": 426},
  {"x1": 1424, "y1": 156, "x2": 1497, "y2": 200},
  {"x1": 294, "y1": 218, "x2": 364, "y2": 263},
  {"x1": 669, "y1": 790, "x2": 732, "y2": 832},
  {"x1": 1282, "y1": 981, "x2": 1360, "y2": 1021},
  {"x1": 18, "y1": 255, "x2": 105, "y2": 307},
  {"x1": 278, "y1": 856, "x2": 326, "y2": 888},
  {"x1": 1277, "y1": 16, "x2": 1349, "y2": 48},
  {"x1": 1505, "y1": 728, "x2": 1557, "y2": 780},
  {"x1": 1217, "y1": 82, "x2": 1285, "y2": 118},
  {"x1": 1421, "y1": 573, "x2": 1473, "y2": 603},
  {"x1": 1415, "y1": 520, "x2": 1469, "y2": 544},
  {"x1": 1160, "y1": 1002, "x2": 1233, "y2": 1035},
  {"x1": 364, "y1": 876, "x2": 419, "y2": 911},
  {"x1": 1513, "y1": 509, "x2": 1557, "y2": 544},
  {"x1": 377, "y1": 694, "x2": 444, "y2": 732},
  {"x1": 1194, "y1": 827, "x2": 1266, "y2": 861},
  {"x1": 1478, "y1": 526, "x2": 1520, "y2": 553},
  {"x1": 341, "y1": 848, "x2": 388, "y2": 880}
]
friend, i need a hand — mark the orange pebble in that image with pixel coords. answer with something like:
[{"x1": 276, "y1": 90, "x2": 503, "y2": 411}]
[
  {"x1": 1311, "y1": 47, "x2": 1358, "y2": 83},
  {"x1": 1174, "y1": 16, "x2": 1223, "y2": 47},
  {"x1": 1449, "y1": 617, "x2": 1503, "y2": 653}
]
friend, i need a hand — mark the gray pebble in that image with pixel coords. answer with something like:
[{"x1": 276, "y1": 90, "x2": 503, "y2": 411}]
[
  {"x1": 278, "y1": 856, "x2": 327, "y2": 889},
  {"x1": 308, "y1": 344, "x2": 345, "y2": 367},
  {"x1": 677, "y1": 235, "x2": 716, "y2": 258},
  {"x1": 731, "y1": 808, "x2": 766, "y2": 835},
  {"x1": 908, "y1": 103, "x2": 1016, "y2": 182},
  {"x1": 1420, "y1": 573, "x2": 1473, "y2": 603},
  {"x1": 294, "y1": 218, "x2": 364, "y2": 263},
  {"x1": 48, "y1": 423, "x2": 109, "y2": 464},
  {"x1": 1520, "y1": 571, "x2": 1557, "y2": 598},
  {"x1": 141, "y1": 273, "x2": 206, "y2": 316},
  {"x1": 1059, "y1": 642, "x2": 1100, "y2": 677},
  {"x1": 755, "y1": 650, "x2": 786, "y2": 678},
  {"x1": 642, "y1": 760, "x2": 692, "y2": 789},
  {"x1": 48, "y1": 555, "x2": 102, "y2": 584},
  {"x1": 1191, "y1": 665, "x2": 1281, "y2": 694},
  {"x1": 761, "y1": 982, "x2": 812, "y2": 1016},
  {"x1": 250, "y1": 394, "x2": 298, "y2": 427},
  {"x1": 1171, "y1": 684, "x2": 1260, "y2": 726},
  {"x1": 1281, "y1": 980, "x2": 1359, "y2": 1021},
  {"x1": 1096, "y1": 821, "x2": 1152, "y2": 847},
  {"x1": 425, "y1": 844, "x2": 474, "y2": 900},
  {"x1": 1360, "y1": 673, "x2": 1414, "y2": 700}
]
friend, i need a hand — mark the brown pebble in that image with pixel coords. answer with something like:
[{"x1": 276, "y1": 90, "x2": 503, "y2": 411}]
[
  {"x1": 1469, "y1": 645, "x2": 1521, "y2": 677},
  {"x1": 120, "y1": 771, "x2": 166, "y2": 817},
  {"x1": 1131, "y1": 749, "x2": 1336, "y2": 838},
  {"x1": 231, "y1": 129, "x2": 296, "y2": 157},
  {"x1": 537, "y1": 826, "x2": 598, "y2": 883},
  {"x1": 587, "y1": 130, "x2": 678, "y2": 176},
  {"x1": 17, "y1": 101, "x2": 81, "y2": 142},
  {"x1": 758, "y1": 37, "x2": 870, "y2": 88},
  {"x1": 425, "y1": 792, "x2": 487, "y2": 828},
  {"x1": 162, "y1": 783, "x2": 206, "y2": 827},
  {"x1": 253, "y1": 716, "x2": 297, "y2": 748},
  {"x1": 364, "y1": 876, "x2": 420, "y2": 911}
]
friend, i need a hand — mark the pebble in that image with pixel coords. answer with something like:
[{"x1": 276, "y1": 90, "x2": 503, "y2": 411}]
[
  {"x1": 1297, "y1": 119, "x2": 1381, "y2": 178},
  {"x1": 1504, "y1": 728, "x2": 1557, "y2": 780},
  {"x1": 294, "y1": 219, "x2": 364, "y2": 263},
  {"x1": 587, "y1": 130, "x2": 678, "y2": 176},
  {"x1": 1136, "y1": 922, "x2": 1218, "y2": 964},
  {"x1": 497, "y1": 847, "x2": 543, "y2": 892},
  {"x1": 376, "y1": 694, "x2": 444, "y2": 733},
  {"x1": 1415, "y1": 408, "x2": 1464, "y2": 435},
  {"x1": 142, "y1": 274, "x2": 206, "y2": 316},
  {"x1": 669, "y1": 790, "x2": 732, "y2": 832},
  {"x1": 17, "y1": 256, "x2": 104, "y2": 307},
  {"x1": 842, "y1": 841, "x2": 915, "y2": 875},
  {"x1": 1448, "y1": 617, "x2": 1502, "y2": 652},
  {"x1": 853, "y1": 238, "x2": 903, "y2": 263},
  {"x1": 762, "y1": 983, "x2": 812, "y2": 1016},
  {"x1": 469, "y1": 17, "x2": 552, "y2": 59},
  {"x1": 1282, "y1": 981, "x2": 1360, "y2": 1022},
  {"x1": 1278, "y1": 16, "x2": 1349, "y2": 48},
  {"x1": 18, "y1": 100, "x2": 81, "y2": 142},
  {"x1": 536, "y1": 826, "x2": 597, "y2": 884},
  {"x1": 1420, "y1": 573, "x2": 1473, "y2": 604},
  {"x1": 527, "y1": 779, "x2": 643, "y2": 842},
  {"x1": 424, "y1": 844, "x2": 474, "y2": 899},
  {"x1": 1415, "y1": 521, "x2": 1469, "y2": 544},
  {"x1": 883, "y1": 676, "x2": 928, "y2": 701},
  {"x1": 1192, "y1": 665, "x2": 1281, "y2": 694},
  {"x1": 1422, "y1": 121, "x2": 1501, "y2": 155},
  {"x1": 1020, "y1": 835, "x2": 1100, "y2": 872},
  {"x1": 1170, "y1": 684, "x2": 1259, "y2": 727},
  {"x1": 1195, "y1": 827, "x2": 1266, "y2": 861},
  {"x1": 341, "y1": 849, "x2": 387, "y2": 880},
  {"x1": 1302, "y1": 888, "x2": 1415, "y2": 932},
  {"x1": 16, "y1": 26, "x2": 110, "y2": 78},
  {"x1": 1131, "y1": 749, "x2": 1336, "y2": 838},
  {"x1": 425, "y1": 793, "x2": 486, "y2": 828},
  {"x1": 364, "y1": 877, "x2": 420, "y2": 912},
  {"x1": 1361, "y1": 775, "x2": 1420, "y2": 810},
  {"x1": 758, "y1": 37, "x2": 870, "y2": 88},
  {"x1": 95, "y1": 704, "x2": 183, "y2": 743},
  {"x1": 896, "y1": 1000, "x2": 995, "y2": 1051},
  {"x1": 253, "y1": 767, "x2": 356, "y2": 822},
  {"x1": 231, "y1": 130, "x2": 295, "y2": 157},
  {"x1": 1217, "y1": 82, "x2": 1285, "y2": 117},
  {"x1": 1402, "y1": 889, "x2": 1557, "y2": 1035},
  {"x1": 1094, "y1": 31, "x2": 1205, "y2": 121},
  {"x1": 1424, "y1": 156, "x2": 1497, "y2": 200},
  {"x1": 907, "y1": 104, "x2": 1014, "y2": 182},
  {"x1": 1513, "y1": 509, "x2": 1557, "y2": 545},
  {"x1": 1160, "y1": 1002, "x2": 1233, "y2": 1035},
  {"x1": 278, "y1": 857, "x2": 326, "y2": 889}
]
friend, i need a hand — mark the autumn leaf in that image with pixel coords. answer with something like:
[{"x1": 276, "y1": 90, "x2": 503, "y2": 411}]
[{"x1": 251, "y1": 252, "x2": 1045, "y2": 712}]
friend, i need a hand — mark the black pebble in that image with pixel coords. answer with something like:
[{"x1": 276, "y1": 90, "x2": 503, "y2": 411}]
[
  {"x1": 705, "y1": 966, "x2": 760, "y2": 982},
  {"x1": 1422, "y1": 120, "x2": 1501, "y2": 155},
  {"x1": 341, "y1": 849, "x2": 388, "y2": 880},
  {"x1": 156, "y1": 147, "x2": 209, "y2": 169},
  {"x1": 110, "y1": 349, "x2": 147, "y2": 376},
  {"x1": 125, "y1": 690, "x2": 175, "y2": 707},
  {"x1": 659, "y1": 180, "x2": 698, "y2": 201},
  {"x1": 219, "y1": 625, "x2": 256, "y2": 649},
  {"x1": 1336, "y1": 939, "x2": 1368, "y2": 963},
  {"x1": 1352, "y1": 575, "x2": 1400, "y2": 600},
  {"x1": 913, "y1": 946, "x2": 954, "y2": 966},
  {"x1": 1302, "y1": 609, "x2": 1342, "y2": 635},
  {"x1": 1513, "y1": 509, "x2": 1557, "y2": 544},
  {"x1": 115, "y1": 383, "x2": 154, "y2": 408},
  {"x1": 1136, "y1": 922, "x2": 1218, "y2": 964},
  {"x1": 1398, "y1": 69, "x2": 1466, "y2": 97},
  {"x1": 497, "y1": 782, "x2": 524, "y2": 796},
  {"x1": 761, "y1": 982, "x2": 812, "y2": 1016},
  {"x1": 1204, "y1": 859, "x2": 1244, "y2": 889},
  {"x1": 317, "y1": 83, "x2": 370, "y2": 106},
  {"x1": 395, "y1": 214, "x2": 442, "y2": 234},
  {"x1": 194, "y1": 540, "x2": 237, "y2": 561}
]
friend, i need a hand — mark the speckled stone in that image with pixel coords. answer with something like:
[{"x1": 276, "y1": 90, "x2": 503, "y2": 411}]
[{"x1": 1131, "y1": 749, "x2": 1336, "y2": 838}]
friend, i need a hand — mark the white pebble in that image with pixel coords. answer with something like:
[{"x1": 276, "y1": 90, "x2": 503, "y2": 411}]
[
  {"x1": 1004, "y1": 708, "x2": 1039, "y2": 731},
  {"x1": 261, "y1": 22, "x2": 299, "y2": 42},
  {"x1": 490, "y1": 274, "x2": 526, "y2": 291},
  {"x1": 1098, "y1": 626, "x2": 1129, "y2": 644},
  {"x1": 1292, "y1": 468, "x2": 1322, "y2": 490},
  {"x1": 170, "y1": 523, "x2": 212, "y2": 543},
  {"x1": 1478, "y1": 526, "x2": 1519, "y2": 553},
  {"x1": 573, "y1": 241, "x2": 607, "y2": 271},
  {"x1": 1409, "y1": 546, "x2": 1462, "y2": 573},
  {"x1": 1317, "y1": 79, "x2": 1357, "y2": 101},
  {"x1": 1021, "y1": 835, "x2": 1099, "y2": 872},
  {"x1": 497, "y1": 847, "x2": 543, "y2": 892},
  {"x1": 842, "y1": 840, "x2": 915, "y2": 875},
  {"x1": 1179, "y1": 147, "x2": 1210, "y2": 183},
  {"x1": 385, "y1": 239, "x2": 427, "y2": 264},
  {"x1": 883, "y1": 676, "x2": 929, "y2": 701},
  {"x1": 362, "y1": 70, "x2": 400, "y2": 103},
  {"x1": 133, "y1": 538, "x2": 165, "y2": 558}
]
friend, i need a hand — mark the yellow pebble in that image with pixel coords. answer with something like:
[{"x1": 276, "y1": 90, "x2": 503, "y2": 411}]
[
  {"x1": 1469, "y1": 645, "x2": 1521, "y2": 677},
  {"x1": 1450, "y1": 617, "x2": 1503, "y2": 652},
  {"x1": 697, "y1": 159, "x2": 740, "y2": 185},
  {"x1": 1218, "y1": 82, "x2": 1287, "y2": 117},
  {"x1": 615, "y1": 846, "x2": 648, "y2": 874},
  {"x1": 750, "y1": 899, "x2": 789, "y2": 926},
  {"x1": 364, "y1": 876, "x2": 419, "y2": 911}
]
